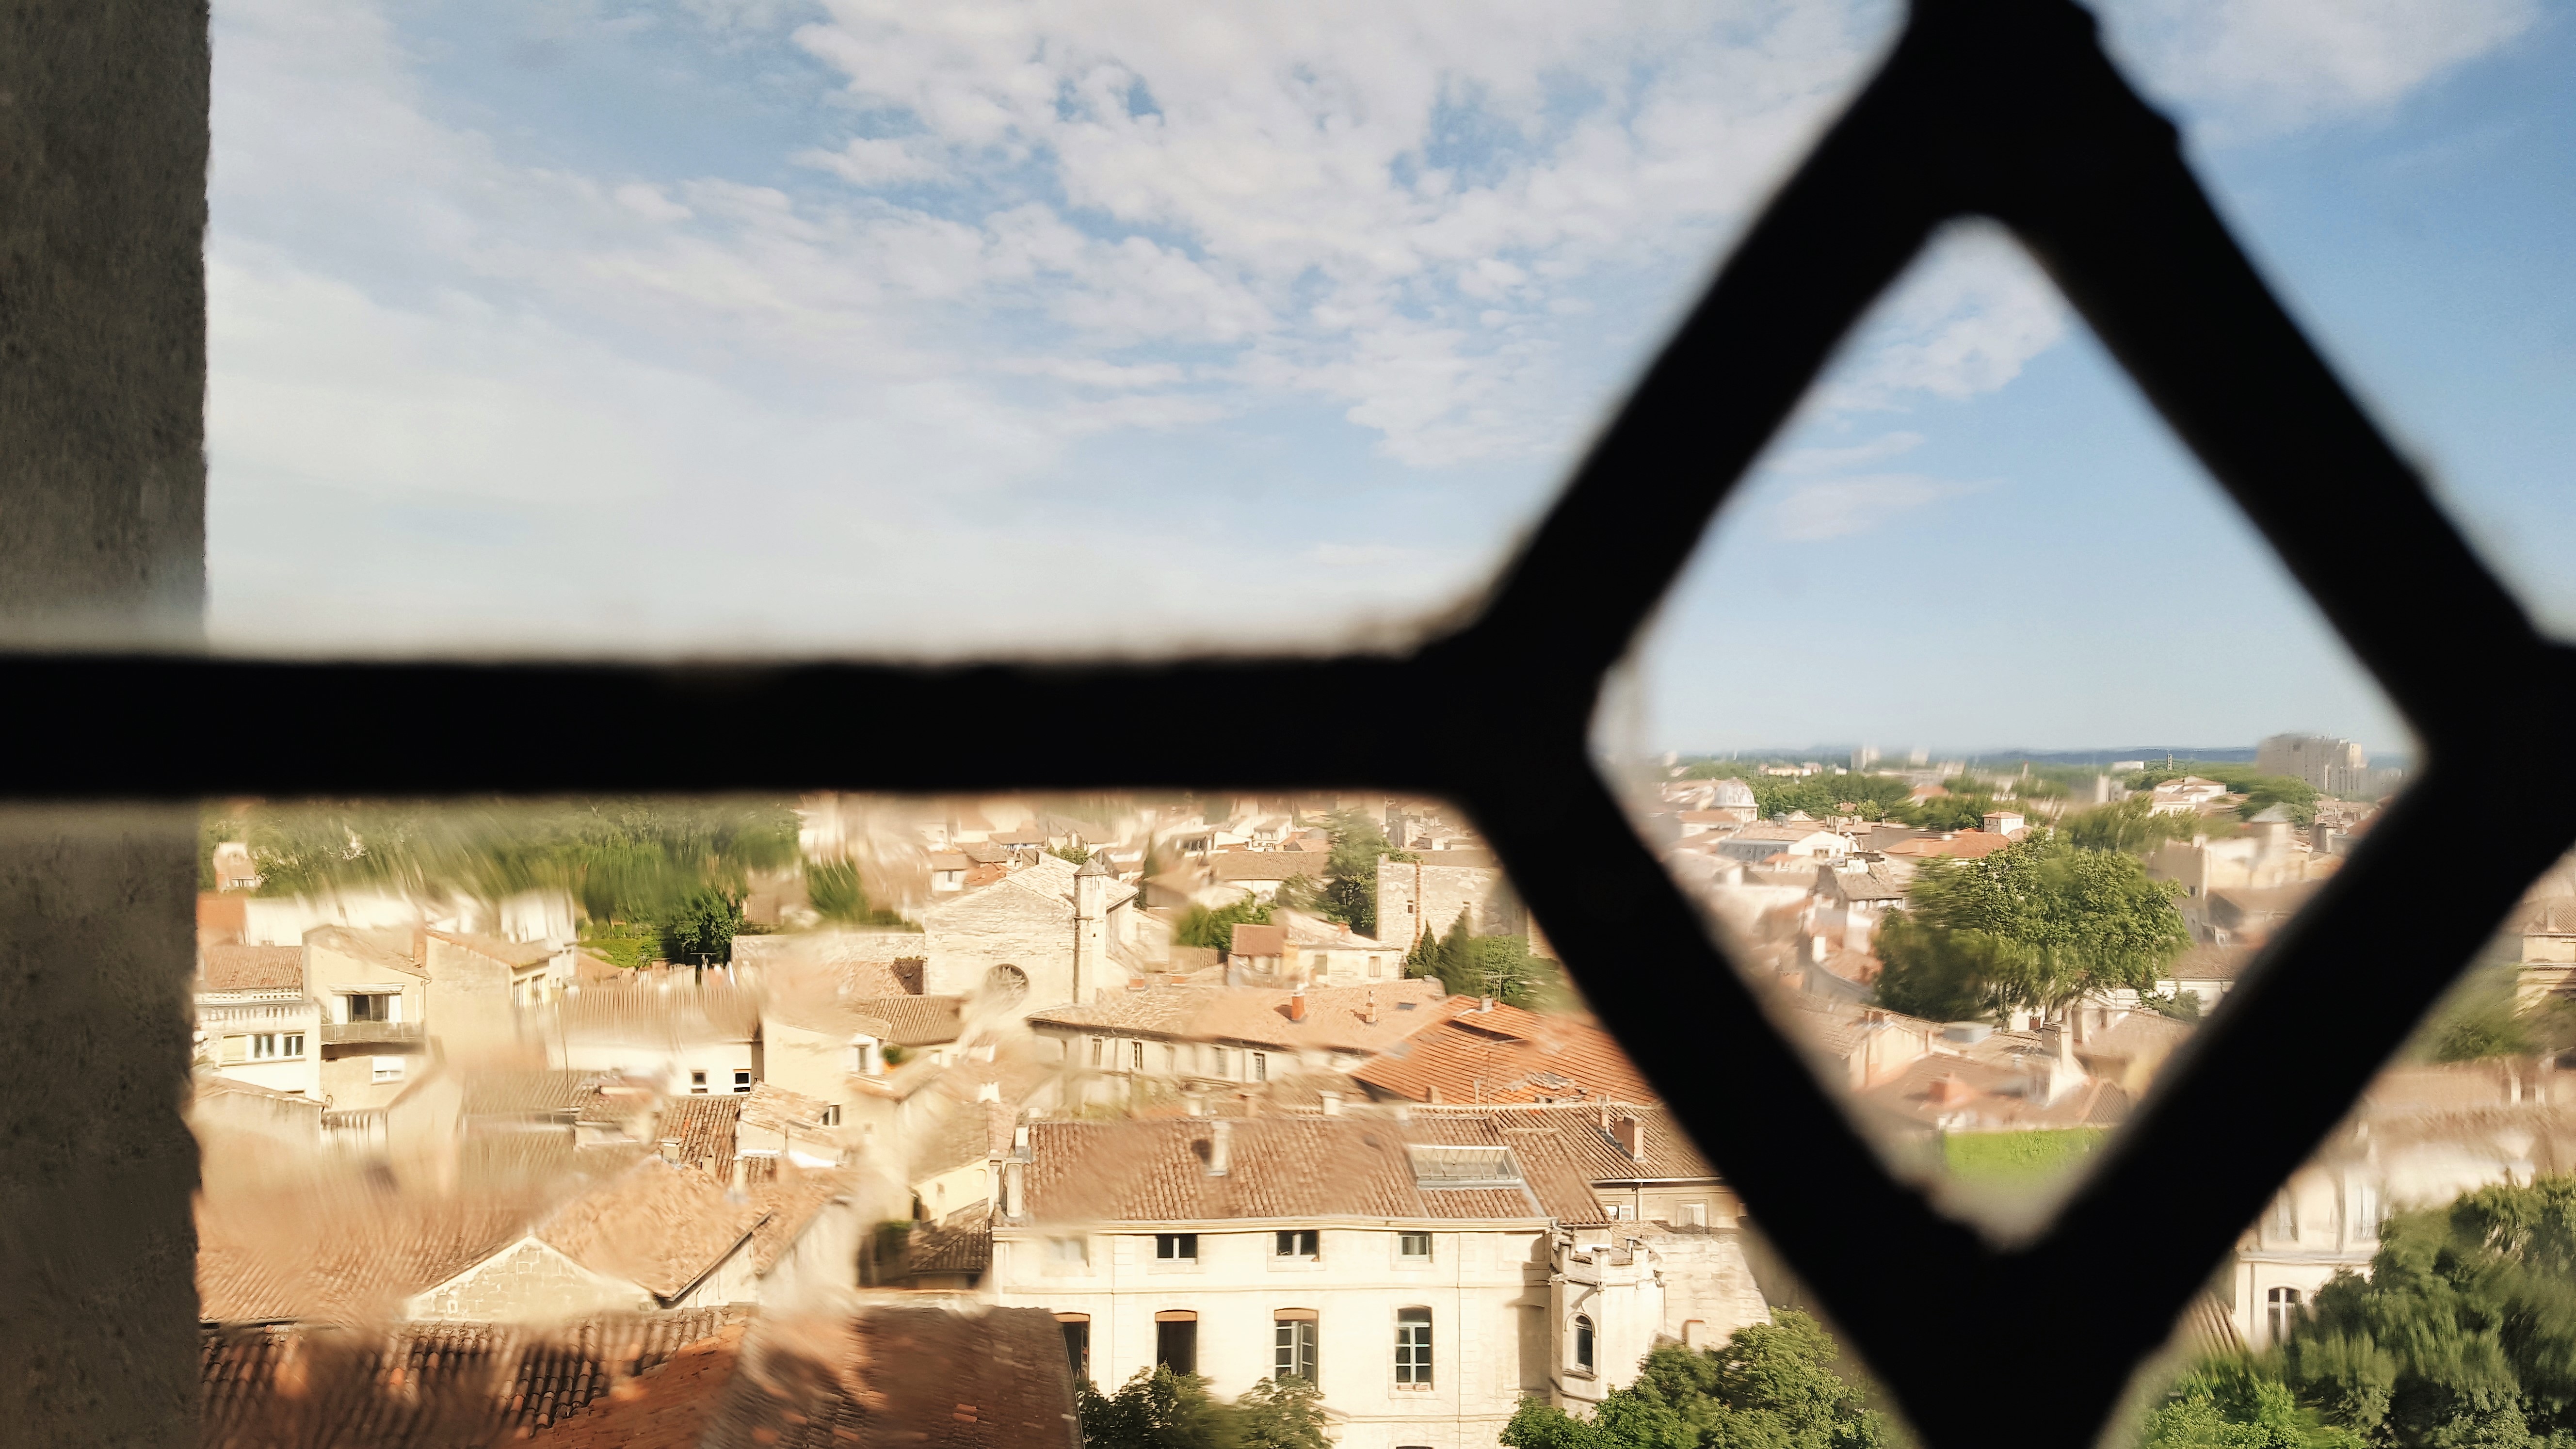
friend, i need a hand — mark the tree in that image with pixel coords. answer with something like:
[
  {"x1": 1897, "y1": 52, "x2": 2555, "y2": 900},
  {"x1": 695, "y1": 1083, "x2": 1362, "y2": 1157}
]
[
  {"x1": 1499, "y1": 1309, "x2": 1890, "y2": 1449},
  {"x1": 660, "y1": 886, "x2": 746, "y2": 966},
  {"x1": 1314, "y1": 807, "x2": 1408, "y2": 935},
  {"x1": 1229, "y1": 1374, "x2": 1331, "y2": 1449},
  {"x1": 1077, "y1": 1366, "x2": 1236, "y2": 1449},
  {"x1": 2140, "y1": 1360, "x2": 2354, "y2": 1449},
  {"x1": 1049, "y1": 842, "x2": 1094, "y2": 866},
  {"x1": 1873, "y1": 832, "x2": 2190, "y2": 1022},
  {"x1": 1177, "y1": 897, "x2": 1272, "y2": 953},
  {"x1": 2269, "y1": 1175, "x2": 2576, "y2": 1446},
  {"x1": 2062, "y1": 796, "x2": 2202, "y2": 855}
]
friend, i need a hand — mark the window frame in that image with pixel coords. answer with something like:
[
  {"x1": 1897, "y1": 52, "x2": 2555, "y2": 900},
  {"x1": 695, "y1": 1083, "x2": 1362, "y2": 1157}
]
[
  {"x1": 1154, "y1": 1232, "x2": 1198, "y2": 1263},
  {"x1": 1273, "y1": 1313, "x2": 1319, "y2": 1384},
  {"x1": 1395, "y1": 1306, "x2": 1433, "y2": 1388}
]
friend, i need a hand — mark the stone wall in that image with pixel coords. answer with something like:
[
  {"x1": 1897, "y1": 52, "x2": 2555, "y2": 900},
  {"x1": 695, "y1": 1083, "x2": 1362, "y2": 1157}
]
[
  {"x1": 1375, "y1": 854, "x2": 1525, "y2": 951},
  {"x1": 921, "y1": 879, "x2": 1076, "y2": 1008}
]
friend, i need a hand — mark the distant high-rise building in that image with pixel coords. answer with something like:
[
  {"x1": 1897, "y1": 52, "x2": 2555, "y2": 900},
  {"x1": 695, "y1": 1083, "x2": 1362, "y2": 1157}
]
[
  {"x1": 1851, "y1": 745, "x2": 1879, "y2": 772},
  {"x1": 2256, "y1": 733, "x2": 2400, "y2": 797},
  {"x1": 1908, "y1": 746, "x2": 1929, "y2": 766}
]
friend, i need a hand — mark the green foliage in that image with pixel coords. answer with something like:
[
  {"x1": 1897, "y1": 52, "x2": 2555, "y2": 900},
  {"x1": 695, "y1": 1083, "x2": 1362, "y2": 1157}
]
[
  {"x1": 2141, "y1": 1360, "x2": 2359, "y2": 1449},
  {"x1": 1409, "y1": 908, "x2": 1562, "y2": 1007},
  {"x1": 805, "y1": 859, "x2": 912, "y2": 927},
  {"x1": 2404, "y1": 964, "x2": 2576, "y2": 1063},
  {"x1": 233, "y1": 797, "x2": 800, "y2": 922},
  {"x1": 1314, "y1": 807, "x2": 1407, "y2": 936},
  {"x1": 1500, "y1": 1309, "x2": 1890, "y2": 1449},
  {"x1": 2064, "y1": 797, "x2": 2205, "y2": 855},
  {"x1": 1894, "y1": 792, "x2": 2004, "y2": 832},
  {"x1": 1049, "y1": 842, "x2": 1094, "y2": 865},
  {"x1": 2270, "y1": 1175, "x2": 2576, "y2": 1446},
  {"x1": 1874, "y1": 832, "x2": 2190, "y2": 1021},
  {"x1": 1228, "y1": 1375, "x2": 1331, "y2": 1449},
  {"x1": 660, "y1": 887, "x2": 746, "y2": 966},
  {"x1": 2125, "y1": 763, "x2": 2322, "y2": 822},
  {"x1": 1178, "y1": 897, "x2": 1273, "y2": 953},
  {"x1": 1941, "y1": 1128, "x2": 2106, "y2": 1182},
  {"x1": 578, "y1": 921, "x2": 660, "y2": 970},
  {"x1": 1076, "y1": 1366, "x2": 1240, "y2": 1449}
]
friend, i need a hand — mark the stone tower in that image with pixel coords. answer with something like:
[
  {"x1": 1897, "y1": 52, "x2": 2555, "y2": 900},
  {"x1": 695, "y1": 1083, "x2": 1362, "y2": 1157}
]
[{"x1": 1072, "y1": 853, "x2": 1114, "y2": 1004}]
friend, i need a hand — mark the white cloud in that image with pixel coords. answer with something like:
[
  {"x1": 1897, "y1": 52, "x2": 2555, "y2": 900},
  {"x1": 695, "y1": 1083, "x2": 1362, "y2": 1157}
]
[
  {"x1": 1767, "y1": 473, "x2": 1990, "y2": 541},
  {"x1": 1829, "y1": 224, "x2": 2068, "y2": 410},
  {"x1": 2099, "y1": 0, "x2": 2539, "y2": 138},
  {"x1": 1769, "y1": 430, "x2": 1924, "y2": 475},
  {"x1": 795, "y1": 135, "x2": 948, "y2": 187}
]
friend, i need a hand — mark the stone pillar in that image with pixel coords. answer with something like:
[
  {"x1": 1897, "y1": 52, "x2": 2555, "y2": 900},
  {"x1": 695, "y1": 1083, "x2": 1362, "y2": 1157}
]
[{"x1": 0, "y1": 2, "x2": 210, "y2": 1446}]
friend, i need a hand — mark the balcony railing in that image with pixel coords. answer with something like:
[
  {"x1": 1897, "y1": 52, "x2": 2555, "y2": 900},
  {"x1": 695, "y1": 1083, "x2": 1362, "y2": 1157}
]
[{"x1": 319, "y1": 1021, "x2": 425, "y2": 1046}]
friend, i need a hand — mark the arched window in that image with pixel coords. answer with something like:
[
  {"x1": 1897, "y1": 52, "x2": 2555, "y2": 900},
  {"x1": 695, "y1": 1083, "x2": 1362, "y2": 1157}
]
[
  {"x1": 2267, "y1": 1287, "x2": 2302, "y2": 1346},
  {"x1": 1574, "y1": 1315, "x2": 1595, "y2": 1373},
  {"x1": 985, "y1": 964, "x2": 1029, "y2": 1001}
]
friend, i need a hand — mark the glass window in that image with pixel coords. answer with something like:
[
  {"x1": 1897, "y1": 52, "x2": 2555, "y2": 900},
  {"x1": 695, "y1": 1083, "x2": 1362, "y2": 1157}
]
[
  {"x1": 2267, "y1": 1287, "x2": 2303, "y2": 1347},
  {"x1": 1156, "y1": 1233, "x2": 1198, "y2": 1261},
  {"x1": 1253, "y1": 1051, "x2": 1269, "y2": 1082},
  {"x1": 1060, "y1": 1318, "x2": 1090, "y2": 1383},
  {"x1": 251, "y1": 1033, "x2": 276, "y2": 1059},
  {"x1": 1050, "y1": 1237, "x2": 1089, "y2": 1267},
  {"x1": 1211, "y1": 1047, "x2": 1230, "y2": 1078},
  {"x1": 1091, "y1": 1036, "x2": 1104, "y2": 1068},
  {"x1": 1163, "y1": 1044, "x2": 1177, "y2": 1073},
  {"x1": 370, "y1": 1055, "x2": 404, "y2": 1083},
  {"x1": 1575, "y1": 1315, "x2": 1596, "y2": 1373},
  {"x1": 1156, "y1": 1318, "x2": 1197, "y2": 1375},
  {"x1": 1275, "y1": 1317, "x2": 1318, "y2": 1383},
  {"x1": 1131, "y1": 1040, "x2": 1145, "y2": 1072},
  {"x1": 690, "y1": 1070, "x2": 708, "y2": 1095},
  {"x1": 281, "y1": 1032, "x2": 303, "y2": 1058},
  {"x1": 1396, "y1": 1308, "x2": 1433, "y2": 1385},
  {"x1": 2348, "y1": 1181, "x2": 2381, "y2": 1242},
  {"x1": 2270, "y1": 1193, "x2": 2298, "y2": 1241},
  {"x1": 1399, "y1": 1232, "x2": 1433, "y2": 1261},
  {"x1": 732, "y1": 1069, "x2": 752, "y2": 1094},
  {"x1": 1275, "y1": 1229, "x2": 1319, "y2": 1258}
]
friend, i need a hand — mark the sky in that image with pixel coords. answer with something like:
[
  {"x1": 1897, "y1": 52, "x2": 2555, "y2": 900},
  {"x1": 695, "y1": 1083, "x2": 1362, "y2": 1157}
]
[{"x1": 204, "y1": 0, "x2": 2574, "y2": 758}]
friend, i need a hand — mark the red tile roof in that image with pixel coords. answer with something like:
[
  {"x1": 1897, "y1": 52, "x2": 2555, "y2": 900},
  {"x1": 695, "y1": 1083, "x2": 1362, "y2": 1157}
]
[
  {"x1": 198, "y1": 944, "x2": 304, "y2": 992},
  {"x1": 1350, "y1": 998, "x2": 1658, "y2": 1105},
  {"x1": 1022, "y1": 1116, "x2": 1575, "y2": 1224},
  {"x1": 703, "y1": 1307, "x2": 1078, "y2": 1449}
]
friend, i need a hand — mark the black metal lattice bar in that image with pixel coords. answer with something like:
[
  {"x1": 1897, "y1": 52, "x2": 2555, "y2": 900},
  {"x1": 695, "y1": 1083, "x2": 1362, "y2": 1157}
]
[{"x1": 2, "y1": 1, "x2": 2560, "y2": 1446}]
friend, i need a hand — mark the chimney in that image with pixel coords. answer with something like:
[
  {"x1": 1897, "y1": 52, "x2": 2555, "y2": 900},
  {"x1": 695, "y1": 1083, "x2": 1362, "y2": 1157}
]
[
  {"x1": 976, "y1": 1080, "x2": 1000, "y2": 1103},
  {"x1": 1479, "y1": 995, "x2": 1494, "y2": 1014},
  {"x1": 1319, "y1": 1091, "x2": 1342, "y2": 1117},
  {"x1": 1613, "y1": 1113, "x2": 1644, "y2": 1161},
  {"x1": 658, "y1": 1139, "x2": 680, "y2": 1163},
  {"x1": 1184, "y1": 1088, "x2": 1205, "y2": 1117},
  {"x1": 1925, "y1": 1075, "x2": 1970, "y2": 1106},
  {"x1": 1208, "y1": 1120, "x2": 1232, "y2": 1177},
  {"x1": 1014, "y1": 1125, "x2": 1030, "y2": 1151},
  {"x1": 1809, "y1": 934, "x2": 1828, "y2": 964},
  {"x1": 1289, "y1": 986, "x2": 1308, "y2": 1023},
  {"x1": 730, "y1": 1155, "x2": 746, "y2": 1191},
  {"x1": 1363, "y1": 989, "x2": 1378, "y2": 1025},
  {"x1": 1001, "y1": 1158, "x2": 1025, "y2": 1217},
  {"x1": 1427, "y1": 1084, "x2": 1443, "y2": 1104}
]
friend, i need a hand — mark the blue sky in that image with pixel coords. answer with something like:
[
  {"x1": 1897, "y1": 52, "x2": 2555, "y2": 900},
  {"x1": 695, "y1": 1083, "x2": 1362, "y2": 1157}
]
[{"x1": 205, "y1": 0, "x2": 2568, "y2": 757}]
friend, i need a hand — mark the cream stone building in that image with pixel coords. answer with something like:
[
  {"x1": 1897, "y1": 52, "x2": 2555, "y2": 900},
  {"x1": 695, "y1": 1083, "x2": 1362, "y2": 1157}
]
[
  {"x1": 916, "y1": 852, "x2": 1141, "y2": 1010},
  {"x1": 306, "y1": 925, "x2": 434, "y2": 1111},
  {"x1": 195, "y1": 944, "x2": 321, "y2": 1098},
  {"x1": 989, "y1": 1111, "x2": 1770, "y2": 1449},
  {"x1": 1376, "y1": 850, "x2": 1527, "y2": 953}
]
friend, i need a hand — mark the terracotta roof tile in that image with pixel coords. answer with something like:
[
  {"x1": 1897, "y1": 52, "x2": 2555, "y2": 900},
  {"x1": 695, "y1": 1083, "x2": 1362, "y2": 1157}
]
[
  {"x1": 847, "y1": 994, "x2": 966, "y2": 1046},
  {"x1": 198, "y1": 944, "x2": 304, "y2": 993},
  {"x1": 536, "y1": 1157, "x2": 770, "y2": 1300},
  {"x1": 1023, "y1": 1116, "x2": 1561, "y2": 1224},
  {"x1": 705, "y1": 1307, "x2": 1079, "y2": 1449},
  {"x1": 654, "y1": 1096, "x2": 743, "y2": 1175},
  {"x1": 1351, "y1": 998, "x2": 1658, "y2": 1105}
]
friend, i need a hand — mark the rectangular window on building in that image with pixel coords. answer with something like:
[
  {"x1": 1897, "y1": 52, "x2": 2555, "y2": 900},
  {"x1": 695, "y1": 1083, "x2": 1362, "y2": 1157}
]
[
  {"x1": 1253, "y1": 1051, "x2": 1268, "y2": 1082},
  {"x1": 347, "y1": 993, "x2": 391, "y2": 1023},
  {"x1": 2348, "y1": 1181, "x2": 2381, "y2": 1241},
  {"x1": 1091, "y1": 1036, "x2": 1104, "y2": 1067},
  {"x1": 1156, "y1": 1233, "x2": 1198, "y2": 1261},
  {"x1": 733, "y1": 1069, "x2": 752, "y2": 1093},
  {"x1": 1050, "y1": 1237, "x2": 1089, "y2": 1267},
  {"x1": 1274, "y1": 1314, "x2": 1318, "y2": 1383},
  {"x1": 281, "y1": 1032, "x2": 303, "y2": 1058},
  {"x1": 691, "y1": 1070, "x2": 708, "y2": 1095},
  {"x1": 1274, "y1": 1229, "x2": 1319, "y2": 1258},
  {"x1": 1396, "y1": 1308, "x2": 1433, "y2": 1385},
  {"x1": 1163, "y1": 1043, "x2": 1176, "y2": 1073},
  {"x1": 221, "y1": 1034, "x2": 248, "y2": 1063},
  {"x1": 1156, "y1": 1315, "x2": 1197, "y2": 1374},
  {"x1": 370, "y1": 1056, "x2": 404, "y2": 1083},
  {"x1": 251, "y1": 1033, "x2": 276, "y2": 1059},
  {"x1": 821, "y1": 1105, "x2": 840, "y2": 1127},
  {"x1": 1399, "y1": 1232, "x2": 1433, "y2": 1261},
  {"x1": 1211, "y1": 1047, "x2": 1230, "y2": 1077},
  {"x1": 1131, "y1": 1040, "x2": 1145, "y2": 1072},
  {"x1": 1059, "y1": 1316, "x2": 1090, "y2": 1382},
  {"x1": 2270, "y1": 1193, "x2": 2298, "y2": 1241}
]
